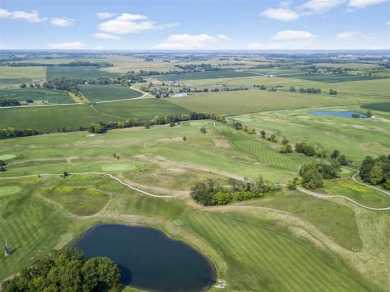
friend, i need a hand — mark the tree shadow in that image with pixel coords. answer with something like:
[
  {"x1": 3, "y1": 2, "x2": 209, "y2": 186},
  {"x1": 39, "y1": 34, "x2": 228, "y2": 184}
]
[{"x1": 117, "y1": 264, "x2": 133, "y2": 285}]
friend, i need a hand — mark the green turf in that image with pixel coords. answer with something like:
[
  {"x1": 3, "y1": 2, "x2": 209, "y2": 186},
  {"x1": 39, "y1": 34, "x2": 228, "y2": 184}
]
[
  {"x1": 46, "y1": 66, "x2": 119, "y2": 80},
  {"x1": 240, "y1": 190, "x2": 363, "y2": 250},
  {"x1": 0, "y1": 185, "x2": 22, "y2": 198},
  {"x1": 40, "y1": 186, "x2": 109, "y2": 216},
  {"x1": 0, "y1": 88, "x2": 74, "y2": 104},
  {"x1": 79, "y1": 85, "x2": 143, "y2": 102}
]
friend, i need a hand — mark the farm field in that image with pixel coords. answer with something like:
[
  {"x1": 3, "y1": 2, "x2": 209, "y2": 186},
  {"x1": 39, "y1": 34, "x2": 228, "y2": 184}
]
[
  {"x1": 0, "y1": 121, "x2": 388, "y2": 290},
  {"x1": 152, "y1": 70, "x2": 258, "y2": 81},
  {"x1": 283, "y1": 72, "x2": 386, "y2": 83},
  {"x1": 0, "y1": 99, "x2": 189, "y2": 132},
  {"x1": 0, "y1": 88, "x2": 74, "y2": 104},
  {"x1": 79, "y1": 85, "x2": 143, "y2": 102},
  {"x1": 46, "y1": 66, "x2": 120, "y2": 80},
  {"x1": 167, "y1": 90, "x2": 355, "y2": 115},
  {"x1": 0, "y1": 66, "x2": 46, "y2": 87}
]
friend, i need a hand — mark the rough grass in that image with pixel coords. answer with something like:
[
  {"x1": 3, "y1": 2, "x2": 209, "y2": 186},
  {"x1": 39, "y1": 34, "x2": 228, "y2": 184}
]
[
  {"x1": 79, "y1": 85, "x2": 142, "y2": 102},
  {"x1": 0, "y1": 88, "x2": 74, "y2": 104},
  {"x1": 240, "y1": 189, "x2": 363, "y2": 250},
  {"x1": 40, "y1": 186, "x2": 109, "y2": 216},
  {"x1": 362, "y1": 102, "x2": 390, "y2": 113}
]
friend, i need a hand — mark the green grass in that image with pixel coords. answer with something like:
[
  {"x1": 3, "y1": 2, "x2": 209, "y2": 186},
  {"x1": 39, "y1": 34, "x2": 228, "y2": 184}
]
[
  {"x1": 79, "y1": 85, "x2": 143, "y2": 102},
  {"x1": 240, "y1": 190, "x2": 362, "y2": 250},
  {"x1": 0, "y1": 78, "x2": 32, "y2": 85},
  {"x1": 0, "y1": 88, "x2": 74, "y2": 104},
  {"x1": 152, "y1": 70, "x2": 257, "y2": 81},
  {"x1": 40, "y1": 186, "x2": 109, "y2": 216},
  {"x1": 167, "y1": 90, "x2": 355, "y2": 115},
  {"x1": 47, "y1": 66, "x2": 119, "y2": 80}
]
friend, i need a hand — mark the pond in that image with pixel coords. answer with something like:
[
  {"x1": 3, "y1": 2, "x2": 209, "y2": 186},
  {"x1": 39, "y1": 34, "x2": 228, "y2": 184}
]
[
  {"x1": 71, "y1": 224, "x2": 216, "y2": 292},
  {"x1": 309, "y1": 111, "x2": 366, "y2": 118}
]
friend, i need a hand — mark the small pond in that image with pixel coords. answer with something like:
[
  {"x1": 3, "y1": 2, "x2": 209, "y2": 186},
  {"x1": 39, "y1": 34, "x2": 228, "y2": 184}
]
[
  {"x1": 71, "y1": 224, "x2": 216, "y2": 292},
  {"x1": 309, "y1": 111, "x2": 366, "y2": 118}
]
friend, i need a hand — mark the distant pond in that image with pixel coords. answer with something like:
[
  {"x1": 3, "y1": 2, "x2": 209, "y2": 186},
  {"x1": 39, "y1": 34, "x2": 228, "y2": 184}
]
[
  {"x1": 71, "y1": 224, "x2": 216, "y2": 292},
  {"x1": 309, "y1": 111, "x2": 366, "y2": 118}
]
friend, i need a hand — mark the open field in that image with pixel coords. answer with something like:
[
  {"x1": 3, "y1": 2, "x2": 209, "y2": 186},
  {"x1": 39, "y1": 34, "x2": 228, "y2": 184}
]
[
  {"x1": 46, "y1": 66, "x2": 119, "y2": 80},
  {"x1": 167, "y1": 90, "x2": 355, "y2": 115},
  {"x1": 0, "y1": 66, "x2": 46, "y2": 80},
  {"x1": 0, "y1": 88, "x2": 74, "y2": 104},
  {"x1": 362, "y1": 102, "x2": 390, "y2": 112},
  {"x1": 79, "y1": 85, "x2": 143, "y2": 102},
  {"x1": 286, "y1": 73, "x2": 386, "y2": 83},
  {"x1": 153, "y1": 70, "x2": 258, "y2": 81},
  {"x1": 0, "y1": 99, "x2": 189, "y2": 132}
]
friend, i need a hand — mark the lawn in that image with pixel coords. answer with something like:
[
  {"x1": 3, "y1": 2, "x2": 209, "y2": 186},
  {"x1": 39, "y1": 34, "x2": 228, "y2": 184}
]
[{"x1": 79, "y1": 85, "x2": 143, "y2": 102}]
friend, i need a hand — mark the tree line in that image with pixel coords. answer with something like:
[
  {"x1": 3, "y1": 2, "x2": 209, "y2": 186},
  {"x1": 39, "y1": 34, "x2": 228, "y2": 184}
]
[
  {"x1": 191, "y1": 176, "x2": 280, "y2": 206},
  {"x1": 0, "y1": 98, "x2": 20, "y2": 107},
  {"x1": 1, "y1": 249, "x2": 120, "y2": 292},
  {"x1": 359, "y1": 155, "x2": 390, "y2": 189}
]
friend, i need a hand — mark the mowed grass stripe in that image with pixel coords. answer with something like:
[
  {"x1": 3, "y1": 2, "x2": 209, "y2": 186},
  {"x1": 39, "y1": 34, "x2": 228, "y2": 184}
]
[{"x1": 187, "y1": 212, "x2": 375, "y2": 291}]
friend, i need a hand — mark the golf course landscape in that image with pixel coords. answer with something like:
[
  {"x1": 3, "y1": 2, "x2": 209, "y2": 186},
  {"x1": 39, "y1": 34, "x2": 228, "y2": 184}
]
[{"x1": 0, "y1": 51, "x2": 389, "y2": 291}]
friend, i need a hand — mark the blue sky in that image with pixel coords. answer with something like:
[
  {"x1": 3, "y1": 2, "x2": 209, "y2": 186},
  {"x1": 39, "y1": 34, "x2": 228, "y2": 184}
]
[{"x1": 1, "y1": 0, "x2": 389, "y2": 50}]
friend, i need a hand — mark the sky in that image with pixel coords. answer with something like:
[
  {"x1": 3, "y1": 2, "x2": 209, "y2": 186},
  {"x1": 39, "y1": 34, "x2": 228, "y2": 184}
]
[{"x1": 0, "y1": 0, "x2": 389, "y2": 50}]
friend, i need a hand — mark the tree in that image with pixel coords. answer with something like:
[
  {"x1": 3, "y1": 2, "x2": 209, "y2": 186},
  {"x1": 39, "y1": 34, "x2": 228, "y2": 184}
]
[
  {"x1": 200, "y1": 127, "x2": 206, "y2": 134},
  {"x1": 338, "y1": 155, "x2": 348, "y2": 166},
  {"x1": 0, "y1": 160, "x2": 7, "y2": 166},
  {"x1": 369, "y1": 164, "x2": 384, "y2": 185},
  {"x1": 63, "y1": 171, "x2": 69, "y2": 177},
  {"x1": 281, "y1": 137, "x2": 289, "y2": 145},
  {"x1": 301, "y1": 168, "x2": 323, "y2": 189},
  {"x1": 366, "y1": 110, "x2": 373, "y2": 118},
  {"x1": 260, "y1": 130, "x2": 266, "y2": 139},
  {"x1": 20, "y1": 83, "x2": 27, "y2": 88},
  {"x1": 330, "y1": 150, "x2": 340, "y2": 159}
]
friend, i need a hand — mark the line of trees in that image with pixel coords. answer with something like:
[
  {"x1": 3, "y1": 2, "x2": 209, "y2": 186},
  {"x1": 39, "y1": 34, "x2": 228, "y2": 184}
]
[
  {"x1": 1, "y1": 249, "x2": 121, "y2": 292},
  {"x1": 191, "y1": 176, "x2": 280, "y2": 206},
  {"x1": 0, "y1": 98, "x2": 20, "y2": 107},
  {"x1": 2, "y1": 61, "x2": 113, "y2": 68},
  {"x1": 359, "y1": 155, "x2": 390, "y2": 189},
  {"x1": 0, "y1": 127, "x2": 40, "y2": 139}
]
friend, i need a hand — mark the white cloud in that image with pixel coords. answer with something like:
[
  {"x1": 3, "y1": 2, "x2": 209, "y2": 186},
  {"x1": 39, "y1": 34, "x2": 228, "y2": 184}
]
[
  {"x1": 247, "y1": 42, "x2": 284, "y2": 50},
  {"x1": 299, "y1": 0, "x2": 346, "y2": 13},
  {"x1": 94, "y1": 45, "x2": 105, "y2": 50},
  {"x1": 337, "y1": 31, "x2": 374, "y2": 41},
  {"x1": 93, "y1": 33, "x2": 121, "y2": 40},
  {"x1": 0, "y1": 8, "x2": 46, "y2": 23},
  {"x1": 272, "y1": 30, "x2": 316, "y2": 41},
  {"x1": 155, "y1": 34, "x2": 230, "y2": 50},
  {"x1": 261, "y1": 8, "x2": 300, "y2": 21},
  {"x1": 348, "y1": 0, "x2": 388, "y2": 8},
  {"x1": 48, "y1": 42, "x2": 86, "y2": 49},
  {"x1": 98, "y1": 13, "x2": 155, "y2": 34},
  {"x1": 51, "y1": 17, "x2": 74, "y2": 27},
  {"x1": 387, "y1": 21, "x2": 390, "y2": 25},
  {"x1": 97, "y1": 12, "x2": 118, "y2": 19}
]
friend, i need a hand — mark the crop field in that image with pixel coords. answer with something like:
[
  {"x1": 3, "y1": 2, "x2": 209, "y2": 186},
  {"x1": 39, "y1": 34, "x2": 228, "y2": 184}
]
[
  {"x1": 0, "y1": 99, "x2": 189, "y2": 132},
  {"x1": 362, "y1": 102, "x2": 390, "y2": 112},
  {"x1": 0, "y1": 66, "x2": 46, "y2": 80},
  {"x1": 46, "y1": 66, "x2": 119, "y2": 80},
  {"x1": 79, "y1": 85, "x2": 143, "y2": 102},
  {"x1": 283, "y1": 72, "x2": 385, "y2": 83},
  {"x1": 167, "y1": 90, "x2": 355, "y2": 115},
  {"x1": 153, "y1": 70, "x2": 258, "y2": 81},
  {"x1": 0, "y1": 88, "x2": 74, "y2": 104}
]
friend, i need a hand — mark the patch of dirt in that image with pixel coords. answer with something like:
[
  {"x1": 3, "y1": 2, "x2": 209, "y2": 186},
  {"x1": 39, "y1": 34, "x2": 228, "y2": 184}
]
[{"x1": 213, "y1": 137, "x2": 231, "y2": 149}]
